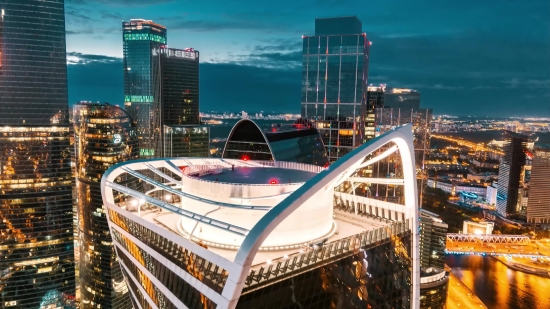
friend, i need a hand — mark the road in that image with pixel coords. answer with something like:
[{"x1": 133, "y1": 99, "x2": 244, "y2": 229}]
[{"x1": 431, "y1": 134, "x2": 504, "y2": 155}]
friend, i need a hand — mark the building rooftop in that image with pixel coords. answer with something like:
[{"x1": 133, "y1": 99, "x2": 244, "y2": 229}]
[
  {"x1": 102, "y1": 124, "x2": 422, "y2": 308},
  {"x1": 197, "y1": 167, "x2": 316, "y2": 184},
  {"x1": 314, "y1": 16, "x2": 362, "y2": 36}
]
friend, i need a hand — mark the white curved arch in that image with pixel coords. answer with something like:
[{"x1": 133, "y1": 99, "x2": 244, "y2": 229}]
[
  {"x1": 223, "y1": 124, "x2": 420, "y2": 309},
  {"x1": 221, "y1": 119, "x2": 275, "y2": 160}
]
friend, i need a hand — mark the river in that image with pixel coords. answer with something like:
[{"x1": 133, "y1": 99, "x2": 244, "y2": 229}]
[{"x1": 446, "y1": 255, "x2": 550, "y2": 309}]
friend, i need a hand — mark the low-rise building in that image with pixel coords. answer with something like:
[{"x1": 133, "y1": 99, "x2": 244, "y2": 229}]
[
  {"x1": 455, "y1": 183, "x2": 487, "y2": 198},
  {"x1": 463, "y1": 221, "x2": 494, "y2": 235},
  {"x1": 487, "y1": 182, "x2": 498, "y2": 206},
  {"x1": 467, "y1": 171, "x2": 498, "y2": 182}
]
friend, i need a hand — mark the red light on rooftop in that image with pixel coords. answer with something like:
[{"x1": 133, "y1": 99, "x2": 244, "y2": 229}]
[
  {"x1": 270, "y1": 180, "x2": 277, "y2": 184},
  {"x1": 241, "y1": 155, "x2": 249, "y2": 161}
]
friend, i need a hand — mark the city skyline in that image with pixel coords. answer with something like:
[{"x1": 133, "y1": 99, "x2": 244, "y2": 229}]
[{"x1": 66, "y1": 0, "x2": 550, "y2": 117}]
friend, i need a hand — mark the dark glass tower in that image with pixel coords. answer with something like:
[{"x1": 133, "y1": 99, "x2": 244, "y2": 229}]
[
  {"x1": 301, "y1": 16, "x2": 370, "y2": 162},
  {"x1": 73, "y1": 103, "x2": 140, "y2": 309},
  {"x1": 154, "y1": 47, "x2": 200, "y2": 126},
  {"x1": 152, "y1": 47, "x2": 210, "y2": 158},
  {"x1": 0, "y1": 1, "x2": 76, "y2": 308},
  {"x1": 365, "y1": 85, "x2": 385, "y2": 142},
  {"x1": 123, "y1": 19, "x2": 167, "y2": 158},
  {"x1": 497, "y1": 131, "x2": 528, "y2": 217},
  {"x1": 527, "y1": 144, "x2": 550, "y2": 224},
  {"x1": 418, "y1": 210, "x2": 449, "y2": 309}
]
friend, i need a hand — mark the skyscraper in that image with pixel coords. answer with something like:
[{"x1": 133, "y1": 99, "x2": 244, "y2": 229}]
[
  {"x1": 123, "y1": 19, "x2": 167, "y2": 158},
  {"x1": 419, "y1": 210, "x2": 448, "y2": 269},
  {"x1": 384, "y1": 88, "x2": 421, "y2": 110},
  {"x1": 418, "y1": 210, "x2": 449, "y2": 309},
  {"x1": 0, "y1": 1, "x2": 76, "y2": 307},
  {"x1": 365, "y1": 85, "x2": 385, "y2": 141},
  {"x1": 527, "y1": 144, "x2": 550, "y2": 224},
  {"x1": 101, "y1": 125, "x2": 421, "y2": 309},
  {"x1": 152, "y1": 47, "x2": 210, "y2": 158},
  {"x1": 301, "y1": 16, "x2": 370, "y2": 162},
  {"x1": 497, "y1": 131, "x2": 528, "y2": 217},
  {"x1": 73, "y1": 103, "x2": 140, "y2": 309}
]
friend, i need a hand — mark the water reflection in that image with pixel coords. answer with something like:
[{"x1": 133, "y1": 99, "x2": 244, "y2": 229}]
[{"x1": 446, "y1": 255, "x2": 550, "y2": 309}]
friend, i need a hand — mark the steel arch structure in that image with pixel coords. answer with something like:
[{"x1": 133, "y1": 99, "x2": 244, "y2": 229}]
[{"x1": 101, "y1": 124, "x2": 420, "y2": 309}]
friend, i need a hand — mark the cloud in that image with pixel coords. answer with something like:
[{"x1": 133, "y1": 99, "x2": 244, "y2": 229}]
[
  {"x1": 67, "y1": 0, "x2": 174, "y2": 6},
  {"x1": 66, "y1": 52, "x2": 301, "y2": 113},
  {"x1": 220, "y1": 51, "x2": 302, "y2": 69},
  {"x1": 401, "y1": 83, "x2": 465, "y2": 91},
  {"x1": 167, "y1": 19, "x2": 294, "y2": 33},
  {"x1": 471, "y1": 85, "x2": 496, "y2": 90},
  {"x1": 206, "y1": 40, "x2": 303, "y2": 69},
  {"x1": 67, "y1": 52, "x2": 122, "y2": 65},
  {"x1": 503, "y1": 78, "x2": 550, "y2": 89}
]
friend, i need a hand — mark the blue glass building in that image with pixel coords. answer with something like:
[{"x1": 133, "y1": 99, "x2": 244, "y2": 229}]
[
  {"x1": 123, "y1": 19, "x2": 167, "y2": 158},
  {"x1": 301, "y1": 16, "x2": 370, "y2": 161}
]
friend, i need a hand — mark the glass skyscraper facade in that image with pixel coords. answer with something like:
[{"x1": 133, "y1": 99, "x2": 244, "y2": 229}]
[
  {"x1": 365, "y1": 85, "x2": 385, "y2": 142},
  {"x1": 526, "y1": 144, "x2": 550, "y2": 224},
  {"x1": 123, "y1": 19, "x2": 167, "y2": 158},
  {"x1": 497, "y1": 131, "x2": 528, "y2": 217},
  {"x1": 0, "y1": 1, "x2": 76, "y2": 308},
  {"x1": 152, "y1": 47, "x2": 208, "y2": 158},
  {"x1": 418, "y1": 210, "x2": 448, "y2": 270},
  {"x1": 73, "y1": 103, "x2": 140, "y2": 309},
  {"x1": 301, "y1": 16, "x2": 370, "y2": 162},
  {"x1": 163, "y1": 125, "x2": 210, "y2": 158},
  {"x1": 375, "y1": 106, "x2": 432, "y2": 169}
]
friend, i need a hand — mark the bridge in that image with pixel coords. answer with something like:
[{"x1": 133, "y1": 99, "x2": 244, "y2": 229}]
[
  {"x1": 445, "y1": 233, "x2": 550, "y2": 259},
  {"x1": 446, "y1": 233, "x2": 531, "y2": 244},
  {"x1": 333, "y1": 191, "x2": 549, "y2": 260}
]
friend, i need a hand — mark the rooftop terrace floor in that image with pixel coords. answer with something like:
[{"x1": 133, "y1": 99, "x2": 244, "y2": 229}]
[{"x1": 137, "y1": 207, "x2": 392, "y2": 269}]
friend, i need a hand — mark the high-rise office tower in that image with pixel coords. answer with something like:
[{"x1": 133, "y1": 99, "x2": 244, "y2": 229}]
[
  {"x1": 0, "y1": 1, "x2": 76, "y2": 308},
  {"x1": 527, "y1": 144, "x2": 550, "y2": 224},
  {"x1": 365, "y1": 85, "x2": 385, "y2": 142},
  {"x1": 374, "y1": 105, "x2": 431, "y2": 169},
  {"x1": 123, "y1": 19, "x2": 167, "y2": 158},
  {"x1": 73, "y1": 103, "x2": 140, "y2": 309},
  {"x1": 373, "y1": 88, "x2": 430, "y2": 203},
  {"x1": 301, "y1": 16, "x2": 370, "y2": 162},
  {"x1": 418, "y1": 210, "x2": 449, "y2": 309},
  {"x1": 101, "y1": 125, "x2": 421, "y2": 309},
  {"x1": 384, "y1": 88, "x2": 421, "y2": 110},
  {"x1": 152, "y1": 47, "x2": 210, "y2": 158},
  {"x1": 419, "y1": 210, "x2": 448, "y2": 269},
  {"x1": 497, "y1": 131, "x2": 528, "y2": 217}
]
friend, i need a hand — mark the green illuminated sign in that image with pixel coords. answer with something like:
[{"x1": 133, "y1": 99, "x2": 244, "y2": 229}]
[
  {"x1": 140, "y1": 149, "x2": 155, "y2": 156},
  {"x1": 123, "y1": 33, "x2": 166, "y2": 44},
  {"x1": 124, "y1": 95, "x2": 154, "y2": 103}
]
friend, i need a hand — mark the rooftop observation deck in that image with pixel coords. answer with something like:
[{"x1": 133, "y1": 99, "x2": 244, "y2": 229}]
[
  {"x1": 103, "y1": 125, "x2": 422, "y2": 309},
  {"x1": 107, "y1": 158, "x2": 411, "y2": 292}
]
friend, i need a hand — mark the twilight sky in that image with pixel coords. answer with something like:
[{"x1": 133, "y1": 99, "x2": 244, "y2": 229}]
[{"x1": 65, "y1": 0, "x2": 550, "y2": 117}]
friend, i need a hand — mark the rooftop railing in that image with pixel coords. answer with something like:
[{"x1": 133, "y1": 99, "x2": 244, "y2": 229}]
[{"x1": 243, "y1": 219, "x2": 410, "y2": 291}]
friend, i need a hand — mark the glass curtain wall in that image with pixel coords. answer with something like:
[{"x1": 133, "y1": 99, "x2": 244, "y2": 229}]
[
  {"x1": 0, "y1": 1, "x2": 76, "y2": 307},
  {"x1": 73, "y1": 103, "x2": 140, "y2": 309}
]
